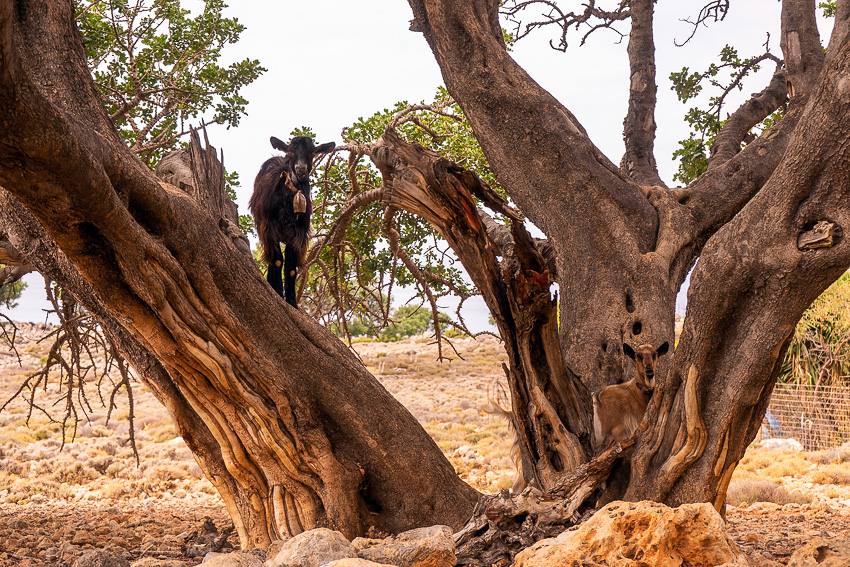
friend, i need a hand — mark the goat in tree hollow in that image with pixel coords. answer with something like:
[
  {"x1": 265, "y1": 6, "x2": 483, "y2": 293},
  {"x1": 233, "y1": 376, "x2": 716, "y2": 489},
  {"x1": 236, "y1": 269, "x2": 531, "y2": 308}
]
[
  {"x1": 592, "y1": 341, "x2": 670, "y2": 449},
  {"x1": 250, "y1": 136, "x2": 335, "y2": 306}
]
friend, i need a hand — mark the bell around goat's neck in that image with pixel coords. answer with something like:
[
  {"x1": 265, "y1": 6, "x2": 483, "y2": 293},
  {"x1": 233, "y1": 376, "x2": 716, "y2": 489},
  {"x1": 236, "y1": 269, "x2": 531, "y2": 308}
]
[{"x1": 293, "y1": 191, "x2": 307, "y2": 214}]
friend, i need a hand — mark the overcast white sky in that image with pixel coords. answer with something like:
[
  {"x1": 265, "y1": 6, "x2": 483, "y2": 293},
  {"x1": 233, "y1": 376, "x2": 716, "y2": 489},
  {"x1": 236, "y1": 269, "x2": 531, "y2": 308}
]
[{"x1": 4, "y1": 1, "x2": 832, "y2": 327}]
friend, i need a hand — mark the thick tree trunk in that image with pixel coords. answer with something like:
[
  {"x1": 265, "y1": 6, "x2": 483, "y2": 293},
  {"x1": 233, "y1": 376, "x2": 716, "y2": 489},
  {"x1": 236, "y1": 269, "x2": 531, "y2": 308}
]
[
  {"x1": 0, "y1": 0, "x2": 477, "y2": 547},
  {"x1": 407, "y1": 0, "x2": 850, "y2": 510}
]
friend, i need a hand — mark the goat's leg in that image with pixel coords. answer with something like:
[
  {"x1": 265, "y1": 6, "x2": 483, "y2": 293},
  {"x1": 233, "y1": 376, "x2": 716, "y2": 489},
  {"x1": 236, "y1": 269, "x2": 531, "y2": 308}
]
[
  {"x1": 283, "y1": 245, "x2": 299, "y2": 307},
  {"x1": 267, "y1": 244, "x2": 284, "y2": 297}
]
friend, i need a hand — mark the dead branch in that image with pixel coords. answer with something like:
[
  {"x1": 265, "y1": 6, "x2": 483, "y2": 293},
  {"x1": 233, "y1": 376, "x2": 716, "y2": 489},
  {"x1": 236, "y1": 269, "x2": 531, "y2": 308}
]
[
  {"x1": 500, "y1": 0, "x2": 630, "y2": 51},
  {"x1": 675, "y1": 0, "x2": 730, "y2": 47}
]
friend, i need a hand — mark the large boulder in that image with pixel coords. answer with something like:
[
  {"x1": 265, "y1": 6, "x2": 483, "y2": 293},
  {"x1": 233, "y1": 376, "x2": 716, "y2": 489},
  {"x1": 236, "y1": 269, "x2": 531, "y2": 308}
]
[
  {"x1": 788, "y1": 537, "x2": 850, "y2": 566},
  {"x1": 353, "y1": 525, "x2": 455, "y2": 567},
  {"x1": 514, "y1": 501, "x2": 752, "y2": 567},
  {"x1": 264, "y1": 527, "x2": 356, "y2": 567}
]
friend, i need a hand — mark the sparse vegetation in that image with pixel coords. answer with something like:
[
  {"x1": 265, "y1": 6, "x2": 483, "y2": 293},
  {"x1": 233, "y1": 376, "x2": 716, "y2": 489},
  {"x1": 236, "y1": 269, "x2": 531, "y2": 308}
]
[
  {"x1": 1, "y1": 324, "x2": 849, "y2": 532},
  {"x1": 726, "y1": 480, "x2": 812, "y2": 507}
]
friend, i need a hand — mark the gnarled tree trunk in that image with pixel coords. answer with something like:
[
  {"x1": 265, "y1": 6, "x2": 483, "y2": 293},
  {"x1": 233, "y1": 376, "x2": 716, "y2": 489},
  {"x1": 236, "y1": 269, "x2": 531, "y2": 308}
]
[
  {"x1": 406, "y1": 0, "x2": 850, "y2": 510},
  {"x1": 0, "y1": 0, "x2": 477, "y2": 548},
  {"x1": 3, "y1": 0, "x2": 850, "y2": 560}
]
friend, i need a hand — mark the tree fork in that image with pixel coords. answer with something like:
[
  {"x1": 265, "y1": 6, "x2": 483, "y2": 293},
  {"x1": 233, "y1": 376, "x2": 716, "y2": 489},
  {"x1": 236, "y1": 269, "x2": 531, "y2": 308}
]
[
  {"x1": 629, "y1": 29, "x2": 850, "y2": 506},
  {"x1": 372, "y1": 130, "x2": 592, "y2": 491}
]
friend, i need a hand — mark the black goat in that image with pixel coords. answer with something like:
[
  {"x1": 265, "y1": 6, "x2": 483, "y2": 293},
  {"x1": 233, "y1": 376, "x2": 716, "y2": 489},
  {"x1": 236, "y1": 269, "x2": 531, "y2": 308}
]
[{"x1": 250, "y1": 136, "x2": 335, "y2": 306}]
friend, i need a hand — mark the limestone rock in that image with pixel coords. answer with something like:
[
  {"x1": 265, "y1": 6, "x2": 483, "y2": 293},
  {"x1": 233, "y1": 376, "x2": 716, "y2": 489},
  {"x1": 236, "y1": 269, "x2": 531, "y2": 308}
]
[
  {"x1": 265, "y1": 527, "x2": 356, "y2": 567},
  {"x1": 788, "y1": 537, "x2": 850, "y2": 566},
  {"x1": 514, "y1": 501, "x2": 752, "y2": 567},
  {"x1": 324, "y1": 559, "x2": 398, "y2": 567},
  {"x1": 353, "y1": 525, "x2": 455, "y2": 567},
  {"x1": 267, "y1": 539, "x2": 287, "y2": 560},
  {"x1": 131, "y1": 560, "x2": 186, "y2": 567},
  {"x1": 759, "y1": 438, "x2": 804, "y2": 451},
  {"x1": 201, "y1": 551, "x2": 264, "y2": 566},
  {"x1": 72, "y1": 550, "x2": 130, "y2": 567}
]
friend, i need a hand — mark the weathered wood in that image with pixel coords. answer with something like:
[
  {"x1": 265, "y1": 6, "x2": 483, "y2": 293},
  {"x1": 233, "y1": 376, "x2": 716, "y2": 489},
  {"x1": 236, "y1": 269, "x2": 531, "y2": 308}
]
[{"x1": 0, "y1": 0, "x2": 478, "y2": 547}]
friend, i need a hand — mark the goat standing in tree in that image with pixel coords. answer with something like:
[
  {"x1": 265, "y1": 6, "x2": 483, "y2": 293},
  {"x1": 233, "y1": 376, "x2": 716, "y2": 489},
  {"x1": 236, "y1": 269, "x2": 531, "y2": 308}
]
[{"x1": 250, "y1": 136, "x2": 335, "y2": 306}]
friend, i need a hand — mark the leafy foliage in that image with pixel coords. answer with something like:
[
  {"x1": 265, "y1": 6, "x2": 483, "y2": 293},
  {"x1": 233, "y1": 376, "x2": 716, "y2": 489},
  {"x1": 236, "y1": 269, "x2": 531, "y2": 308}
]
[
  {"x1": 295, "y1": 89, "x2": 504, "y2": 343},
  {"x1": 819, "y1": 1, "x2": 837, "y2": 18},
  {"x1": 780, "y1": 271, "x2": 850, "y2": 387},
  {"x1": 75, "y1": 0, "x2": 265, "y2": 166},
  {"x1": 0, "y1": 279, "x2": 26, "y2": 310},
  {"x1": 669, "y1": 46, "x2": 780, "y2": 184},
  {"x1": 341, "y1": 304, "x2": 433, "y2": 341}
]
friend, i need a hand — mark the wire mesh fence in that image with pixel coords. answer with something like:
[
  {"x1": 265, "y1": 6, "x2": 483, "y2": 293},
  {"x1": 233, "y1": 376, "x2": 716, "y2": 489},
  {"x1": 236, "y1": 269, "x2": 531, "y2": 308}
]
[{"x1": 761, "y1": 383, "x2": 850, "y2": 451}]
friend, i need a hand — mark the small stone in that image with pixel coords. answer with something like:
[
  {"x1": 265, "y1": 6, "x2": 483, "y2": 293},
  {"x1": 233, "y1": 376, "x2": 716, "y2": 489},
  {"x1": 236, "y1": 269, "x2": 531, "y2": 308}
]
[
  {"x1": 71, "y1": 550, "x2": 130, "y2": 567},
  {"x1": 202, "y1": 552, "x2": 264, "y2": 566}
]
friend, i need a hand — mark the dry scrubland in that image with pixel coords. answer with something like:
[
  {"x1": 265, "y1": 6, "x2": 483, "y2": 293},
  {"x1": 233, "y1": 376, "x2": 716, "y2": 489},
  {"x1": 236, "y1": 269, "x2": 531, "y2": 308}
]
[{"x1": 0, "y1": 323, "x2": 848, "y2": 565}]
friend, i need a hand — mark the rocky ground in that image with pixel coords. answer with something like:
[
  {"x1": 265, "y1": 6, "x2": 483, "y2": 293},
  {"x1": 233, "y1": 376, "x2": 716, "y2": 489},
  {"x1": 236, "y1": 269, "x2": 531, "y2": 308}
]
[{"x1": 0, "y1": 322, "x2": 849, "y2": 566}]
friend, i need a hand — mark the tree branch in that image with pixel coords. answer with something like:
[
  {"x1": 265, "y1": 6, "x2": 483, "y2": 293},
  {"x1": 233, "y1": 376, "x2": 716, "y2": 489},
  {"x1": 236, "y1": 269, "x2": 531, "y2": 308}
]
[
  {"x1": 827, "y1": 0, "x2": 850, "y2": 64},
  {"x1": 781, "y1": 0, "x2": 825, "y2": 97},
  {"x1": 408, "y1": 0, "x2": 657, "y2": 252},
  {"x1": 674, "y1": 1, "x2": 729, "y2": 47},
  {"x1": 620, "y1": 0, "x2": 664, "y2": 187},
  {"x1": 500, "y1": 0, "x2": 630, "y2": 51},
  {"x1": 0, "y1": 237, "x2": 36, "y2": 285},
  {"x1": 708, "y1": 66, "x2": 787, "y2": 168}
]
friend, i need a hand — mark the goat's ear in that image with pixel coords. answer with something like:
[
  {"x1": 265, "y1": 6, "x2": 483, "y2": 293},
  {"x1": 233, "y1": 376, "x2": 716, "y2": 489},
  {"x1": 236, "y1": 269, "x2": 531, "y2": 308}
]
[
  {"x1": 623, "y1": 343, "x2": 636, "y2": 359},
  {"x1": 656, "y1": 341, "x2": 670, "y2": 356},
  {"x1": 270, "y1": 137, "x2": 289, "y2": 152},
  {"x1": 313, "y1": 141, "x2": 336, "y2": 156}
]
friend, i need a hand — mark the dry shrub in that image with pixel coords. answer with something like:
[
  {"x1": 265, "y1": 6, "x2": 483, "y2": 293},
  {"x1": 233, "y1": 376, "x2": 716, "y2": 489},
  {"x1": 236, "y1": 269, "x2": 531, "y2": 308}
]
[
  {"x1": 727, "y1": 479, "x2": 812, "y2": 507},
  {"x1": 51, "y1": 461, "x2": 99, "y2": 484},
  {"x1": 150, "y1": 424, "x2": 178, "y2": 443},
  {"x1": 146, "y1": 463, "x2": 188, "y2": 481},
  {"x1": 809, "y1": 464, "x2": 850, "y2": 485},
  {"x1": 6, "y1": 479, "x2": 75, "y2": 502},
  {"x1": 89, "y1": 455, "x2": 114, "y2": 474},
  {"x1": 100, "y1": 480, "x2": 127, "y2": 500},
  {"x1": 760, "y1": 455, "x2": 812, "y2": 479},
  {"x1": 90, "y1": 425, "x2": 113, "y2": 438},
  {"x1": 809, "y1": 447, "x2": 850, "y2": 465},
  {"x1": 0, "y1": 458, "x2": 23, "y2": 476},
  {"x1": 105, "y1": 461, "x2": 129, "y2": 478},
  {"x1": 187, "y1": 463, "x2": 204, "y2": 479}
]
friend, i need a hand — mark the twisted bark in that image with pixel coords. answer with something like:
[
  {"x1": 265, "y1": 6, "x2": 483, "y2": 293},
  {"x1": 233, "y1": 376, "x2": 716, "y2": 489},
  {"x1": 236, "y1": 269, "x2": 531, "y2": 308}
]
[{"x1": 0, "y1": 0, "x2": 477, "y2": 547}]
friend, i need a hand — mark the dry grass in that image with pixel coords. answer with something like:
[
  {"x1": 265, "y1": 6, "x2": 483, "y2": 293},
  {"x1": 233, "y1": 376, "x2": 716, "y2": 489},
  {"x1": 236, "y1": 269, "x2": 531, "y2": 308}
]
[
  {"x1": 726, "y1": 479, "x2": 812, "y2": 507},
  {"x1": 2, "y1": 324, "x2": 850, "y2": 507}
]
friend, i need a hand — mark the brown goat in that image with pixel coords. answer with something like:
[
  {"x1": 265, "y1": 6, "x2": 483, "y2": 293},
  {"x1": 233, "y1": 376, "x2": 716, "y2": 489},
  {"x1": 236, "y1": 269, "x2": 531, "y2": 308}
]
[{"x1": 592, "y1": 341, "x2": 669, "y2": 449}]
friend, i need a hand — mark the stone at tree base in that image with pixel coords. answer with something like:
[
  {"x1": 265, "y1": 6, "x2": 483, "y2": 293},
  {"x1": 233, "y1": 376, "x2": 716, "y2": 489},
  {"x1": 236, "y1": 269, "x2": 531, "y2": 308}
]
[
  {"x1": 267, "y1": 539, "x2": 287, "y2": 560},
  {"x1": 72, "y1": 550, "x2": 130, "y2": 567},
  {"x1": 787, "y1": 537, "x2": 850, "y2": 566},
  {"x1": 513, "y1": 501, "x2": 753, "y2": 567},
  {"x1": 200, "y1": 551, "x2": 264, "y2": 566},
  {"x1": 264, "y1": 527, "x2": 357, "y2": 567},
  {"x1": 324, "y1": 559, "x2": 399, "y2": 567},
  {"x1": 130, "y1": 559, "x2": 186, "y2": 567},
  {"x1": 352, "y1": 525, "x2": 455, "y2": 567}
]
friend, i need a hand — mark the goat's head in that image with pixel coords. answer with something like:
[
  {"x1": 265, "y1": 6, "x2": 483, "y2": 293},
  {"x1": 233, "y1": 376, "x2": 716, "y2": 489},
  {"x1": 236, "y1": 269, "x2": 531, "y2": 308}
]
[
  {"x1": 270, "y1": 136, "x2": 336, "y2": 182},
  {"x1": 623, "y1": 341, "x2": 669, "y2": 395}
]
